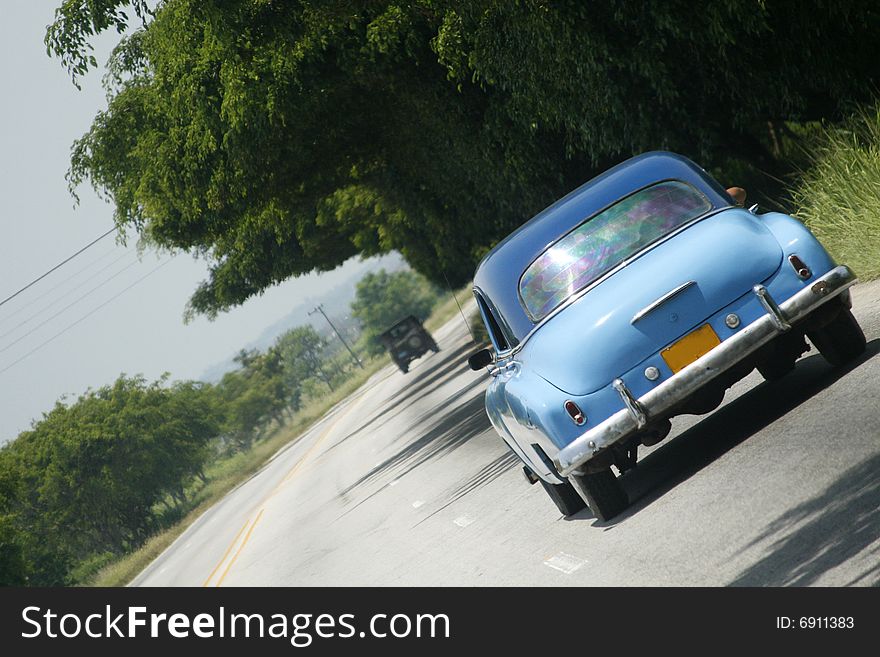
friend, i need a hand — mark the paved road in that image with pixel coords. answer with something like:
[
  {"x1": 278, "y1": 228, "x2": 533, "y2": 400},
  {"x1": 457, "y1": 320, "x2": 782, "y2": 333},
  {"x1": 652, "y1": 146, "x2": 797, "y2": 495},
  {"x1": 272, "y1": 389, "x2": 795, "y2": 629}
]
[{"x1": 134, "y1": 281, "x2": 880, "y2": 587}]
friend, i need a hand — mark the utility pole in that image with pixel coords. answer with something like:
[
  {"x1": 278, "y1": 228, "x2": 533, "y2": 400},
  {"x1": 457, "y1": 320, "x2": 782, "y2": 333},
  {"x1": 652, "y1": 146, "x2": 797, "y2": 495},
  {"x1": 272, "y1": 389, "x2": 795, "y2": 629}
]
[{"x1": 309, "y1": 304, "x2": 364, "y2": 369}]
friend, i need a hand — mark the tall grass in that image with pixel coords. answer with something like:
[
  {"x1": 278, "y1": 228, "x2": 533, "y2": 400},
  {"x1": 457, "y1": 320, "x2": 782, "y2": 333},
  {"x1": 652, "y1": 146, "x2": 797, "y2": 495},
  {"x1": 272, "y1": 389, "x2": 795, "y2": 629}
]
[
  {"x1": 423, "y1": 281, "x2": 475, "y2": 336},
  {"x1": 791, "y1": 104, "x2": 880, "y2": 281}
]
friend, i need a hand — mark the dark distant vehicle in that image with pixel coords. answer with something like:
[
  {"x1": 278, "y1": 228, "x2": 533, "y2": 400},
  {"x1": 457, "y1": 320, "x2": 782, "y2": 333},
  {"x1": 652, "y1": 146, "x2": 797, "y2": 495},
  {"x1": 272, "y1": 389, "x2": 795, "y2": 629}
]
[{"x1": 379, "y1": 315, "x2": 440, "y2": 373}]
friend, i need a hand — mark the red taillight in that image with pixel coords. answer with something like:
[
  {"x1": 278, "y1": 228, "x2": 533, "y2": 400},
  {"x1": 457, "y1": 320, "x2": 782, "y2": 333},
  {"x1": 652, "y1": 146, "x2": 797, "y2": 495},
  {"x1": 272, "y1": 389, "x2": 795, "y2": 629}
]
[
  {"x1": 788, "y1": 254, "x2": 812, "y2": 279},
  {"x1": 564, "y1": 400, "x2": 586, "y2": 425}
]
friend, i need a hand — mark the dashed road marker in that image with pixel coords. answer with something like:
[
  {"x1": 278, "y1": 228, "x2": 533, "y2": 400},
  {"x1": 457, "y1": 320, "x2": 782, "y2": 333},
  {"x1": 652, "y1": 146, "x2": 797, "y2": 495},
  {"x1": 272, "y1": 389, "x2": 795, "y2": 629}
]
[
  {"x1": 544, "y1": 552, "x2": 586, "y2": 574},
  {"x1": 453, "y1": 514, "x2": 475, "y2": 528}
]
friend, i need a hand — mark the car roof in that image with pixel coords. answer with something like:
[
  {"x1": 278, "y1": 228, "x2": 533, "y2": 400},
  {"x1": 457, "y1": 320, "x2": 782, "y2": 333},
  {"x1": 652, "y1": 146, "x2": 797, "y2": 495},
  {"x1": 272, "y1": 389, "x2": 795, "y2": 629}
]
[{"x1": 472, "y1": 151, "x2": 734, "y2": 344}]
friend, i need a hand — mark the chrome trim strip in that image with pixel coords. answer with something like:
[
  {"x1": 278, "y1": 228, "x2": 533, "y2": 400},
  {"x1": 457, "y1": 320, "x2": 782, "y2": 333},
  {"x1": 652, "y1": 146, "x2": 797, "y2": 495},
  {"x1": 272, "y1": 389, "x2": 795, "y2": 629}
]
[
  {"x1": 613, "y1": 379, "x2": 648, "y2": 428},
  {"x1": 554, "y1": 265, "x2": 857, "y2": 477},
  {"x1": 631, "y1": 280, "x2": 697, "y2": 324},
  {"x1": 753, "y1": 284, "x2": 791, "y2": 331}
]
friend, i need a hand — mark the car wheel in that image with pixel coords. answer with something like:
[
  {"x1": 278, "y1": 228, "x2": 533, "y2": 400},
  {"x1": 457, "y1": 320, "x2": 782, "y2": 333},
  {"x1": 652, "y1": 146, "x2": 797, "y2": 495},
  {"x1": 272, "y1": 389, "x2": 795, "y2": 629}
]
[
  {"x1": 807, "y1": 308, "x2": 866, "y2": 367},
  {"x1": 569, "y1": 468, "x2": 629, "y2": 521},
  {"x1": 398, "y1": 362, "x2": 409, "y2": 373},
  {"x1": 430, "y1": 340, "x2": 440, "y2": 353},
  {"x1": 539, "y1": 479, "x2": 587, "y2": 516}
]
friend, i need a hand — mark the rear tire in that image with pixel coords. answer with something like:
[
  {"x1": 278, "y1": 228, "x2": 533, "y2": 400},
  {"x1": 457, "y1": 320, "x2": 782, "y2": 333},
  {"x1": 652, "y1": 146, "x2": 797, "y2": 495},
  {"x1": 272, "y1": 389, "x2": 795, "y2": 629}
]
[
  {"x1": 539, "y1": 479, "x2": 588, "y2": 516},
  {"x1": 807, "y1": 308, "x2": 866, "y2": 367},
  {"x1": 570, "y1": 468, "x2": 629, "y2": 521}
]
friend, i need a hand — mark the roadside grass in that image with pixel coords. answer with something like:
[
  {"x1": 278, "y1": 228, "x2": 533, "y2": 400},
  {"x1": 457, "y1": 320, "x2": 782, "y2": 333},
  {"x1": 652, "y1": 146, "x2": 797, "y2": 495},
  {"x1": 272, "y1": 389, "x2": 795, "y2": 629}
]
[
  {"x1": 425, "y1": 282, "x2": 488, "y2": 346},
  {"x1": 424, "y1": 282, "x2": 474, "y2": 335},
  {"x1": 791, "y1": 103, "x2": 880, "y2": 281},
  {"x1": 88, "y1": 354, "x2": 391, "y2": 587}
]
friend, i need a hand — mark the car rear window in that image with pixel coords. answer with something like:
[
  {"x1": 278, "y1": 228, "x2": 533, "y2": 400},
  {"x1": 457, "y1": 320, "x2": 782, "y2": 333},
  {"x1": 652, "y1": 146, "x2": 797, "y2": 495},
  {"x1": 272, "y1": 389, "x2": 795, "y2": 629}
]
[{"x1": 519, "y1": 180, "x2": 712, "y2": 321}]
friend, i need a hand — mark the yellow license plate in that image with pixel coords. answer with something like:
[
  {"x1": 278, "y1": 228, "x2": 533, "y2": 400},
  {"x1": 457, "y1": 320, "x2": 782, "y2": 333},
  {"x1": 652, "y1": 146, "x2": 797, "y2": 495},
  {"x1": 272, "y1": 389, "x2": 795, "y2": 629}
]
[{"x1": 661, "y1": 324, "x2": 721, "y2": 374}]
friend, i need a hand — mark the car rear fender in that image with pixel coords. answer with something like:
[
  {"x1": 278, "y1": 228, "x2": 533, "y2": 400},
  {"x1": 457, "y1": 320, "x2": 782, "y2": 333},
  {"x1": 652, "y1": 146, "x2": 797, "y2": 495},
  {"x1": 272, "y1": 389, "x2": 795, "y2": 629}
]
[
  {"x1": 486, "y1": 364, "x2": 567, "y2": 484},
  {"x1": 757, "y1": 211, "x2": 837, "y2": 275}
]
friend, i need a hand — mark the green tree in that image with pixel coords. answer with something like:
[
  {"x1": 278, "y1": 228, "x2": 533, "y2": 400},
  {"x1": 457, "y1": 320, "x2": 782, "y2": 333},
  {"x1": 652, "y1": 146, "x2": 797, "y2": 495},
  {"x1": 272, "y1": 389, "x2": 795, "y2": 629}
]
[
  {"x1": 215, "y1": 347, "x2": 296, "y2": 451},
  {"x1": 0, "y1": 515, "x2": 27, "y2": 586},
  {"x1": 351, "y1": 269, "x2": 440, "y2": 354},
  {"x1": 275, "y1": 326, "x2": 335, "y2": 393},
  {"x1": 0, "y1": 450, "x2": 27, "y2": 585},
  {"x1": 46, "y1": 0, "x2": 153, "y2": 85},
  {"x1": 49, "y1": 1, "x2": 880, "y2": 318},
  {"x1": 0, "y1": 374, "x2": 219, "y2": 584}
]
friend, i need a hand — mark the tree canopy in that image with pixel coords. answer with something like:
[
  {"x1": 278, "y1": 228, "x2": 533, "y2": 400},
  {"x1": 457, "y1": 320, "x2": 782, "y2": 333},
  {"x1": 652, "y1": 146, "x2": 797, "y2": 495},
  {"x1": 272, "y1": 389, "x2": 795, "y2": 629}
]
[
  {"x1": 50, "y1": 1, "x2": 880, "y2": 317},
  {"x1": 275, "y1": 326, "x2": 335, "y2": 391}
]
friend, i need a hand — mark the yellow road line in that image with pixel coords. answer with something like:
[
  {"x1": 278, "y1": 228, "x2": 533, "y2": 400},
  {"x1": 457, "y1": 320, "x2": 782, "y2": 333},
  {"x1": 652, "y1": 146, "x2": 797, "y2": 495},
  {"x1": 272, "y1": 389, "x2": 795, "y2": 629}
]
[
  {"x1": 204, "y1": 387, "x2": 377, "y2": 586},
  {"x1": 215, "y1": 509, "x2": 264, "y2": 587},
  {"x1": 201, "y1": 516, "x2": 252, "y2": 587},
  {"x1": 279, "y1": 420, "x2": 338, "y2": 485},
  {"x1": 271, "y1": 389, "x2": 375, "y2": 493}
]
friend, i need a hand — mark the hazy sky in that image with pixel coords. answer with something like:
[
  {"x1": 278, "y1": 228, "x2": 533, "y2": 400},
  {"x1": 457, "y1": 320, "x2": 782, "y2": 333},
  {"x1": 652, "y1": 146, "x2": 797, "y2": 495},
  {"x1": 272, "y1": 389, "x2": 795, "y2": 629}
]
[{"x1": 0, "y1": 2, "x2": 394, "y2": 442}]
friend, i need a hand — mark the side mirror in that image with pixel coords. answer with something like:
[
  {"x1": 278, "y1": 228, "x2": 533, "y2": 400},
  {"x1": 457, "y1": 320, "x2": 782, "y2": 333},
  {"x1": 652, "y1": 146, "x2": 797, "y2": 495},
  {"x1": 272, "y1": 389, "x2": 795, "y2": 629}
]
[{"x1": 467, "y1": 348, "x2": 495, "y2": 371}]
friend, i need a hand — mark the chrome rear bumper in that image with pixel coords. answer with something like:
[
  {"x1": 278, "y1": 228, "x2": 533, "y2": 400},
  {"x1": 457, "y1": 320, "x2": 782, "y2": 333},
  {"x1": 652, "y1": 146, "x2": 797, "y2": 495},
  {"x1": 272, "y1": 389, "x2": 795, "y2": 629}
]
[{"x1": 553, "y1": 265, "x2": 857, "y2": 477}]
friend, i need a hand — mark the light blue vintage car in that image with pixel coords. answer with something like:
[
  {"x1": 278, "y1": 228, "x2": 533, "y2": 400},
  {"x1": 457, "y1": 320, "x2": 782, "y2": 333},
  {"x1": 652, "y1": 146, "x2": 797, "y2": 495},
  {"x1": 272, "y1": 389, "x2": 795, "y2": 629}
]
[{"x1": 468, "y1": 151, "x2": 865, "y2": 520}]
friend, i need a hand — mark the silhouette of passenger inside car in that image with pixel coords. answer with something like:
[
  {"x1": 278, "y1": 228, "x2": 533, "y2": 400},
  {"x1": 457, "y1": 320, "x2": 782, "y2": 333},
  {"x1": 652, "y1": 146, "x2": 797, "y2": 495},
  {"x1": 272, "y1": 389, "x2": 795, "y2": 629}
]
[
  {"x1": 635, "y1": 185, "x2": 748, "y2": 247},
  {"x1": 726, "y1": 186, "x2": 747, "y2": 207}
]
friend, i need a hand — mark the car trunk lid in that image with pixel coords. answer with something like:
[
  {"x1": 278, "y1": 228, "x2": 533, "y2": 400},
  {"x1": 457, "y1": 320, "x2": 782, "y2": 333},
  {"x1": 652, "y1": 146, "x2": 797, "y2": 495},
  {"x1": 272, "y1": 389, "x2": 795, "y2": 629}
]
[{"x1": 523, "y1": 209, "x2": 782, "y2": 395}]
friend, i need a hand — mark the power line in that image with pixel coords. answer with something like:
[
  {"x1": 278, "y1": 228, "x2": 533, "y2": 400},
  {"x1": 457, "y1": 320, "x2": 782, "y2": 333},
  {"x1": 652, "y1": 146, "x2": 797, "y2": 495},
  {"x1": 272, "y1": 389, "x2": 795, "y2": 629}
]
[
  {"x1": 0, "y1": 244, "x2": 125, "y2": 326},
  {"x1": 0, "y1": 256, "x2": 142, "y2": 353},
  {"x1": 0, "y1": 250, "x2": 133, "y2": 334},
  {"x1": 0, "y1": 258, "x2": 173, "y2": 376},
  {"x1": 0, "y1": 225, "x2": 117, "y2": 309}
]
